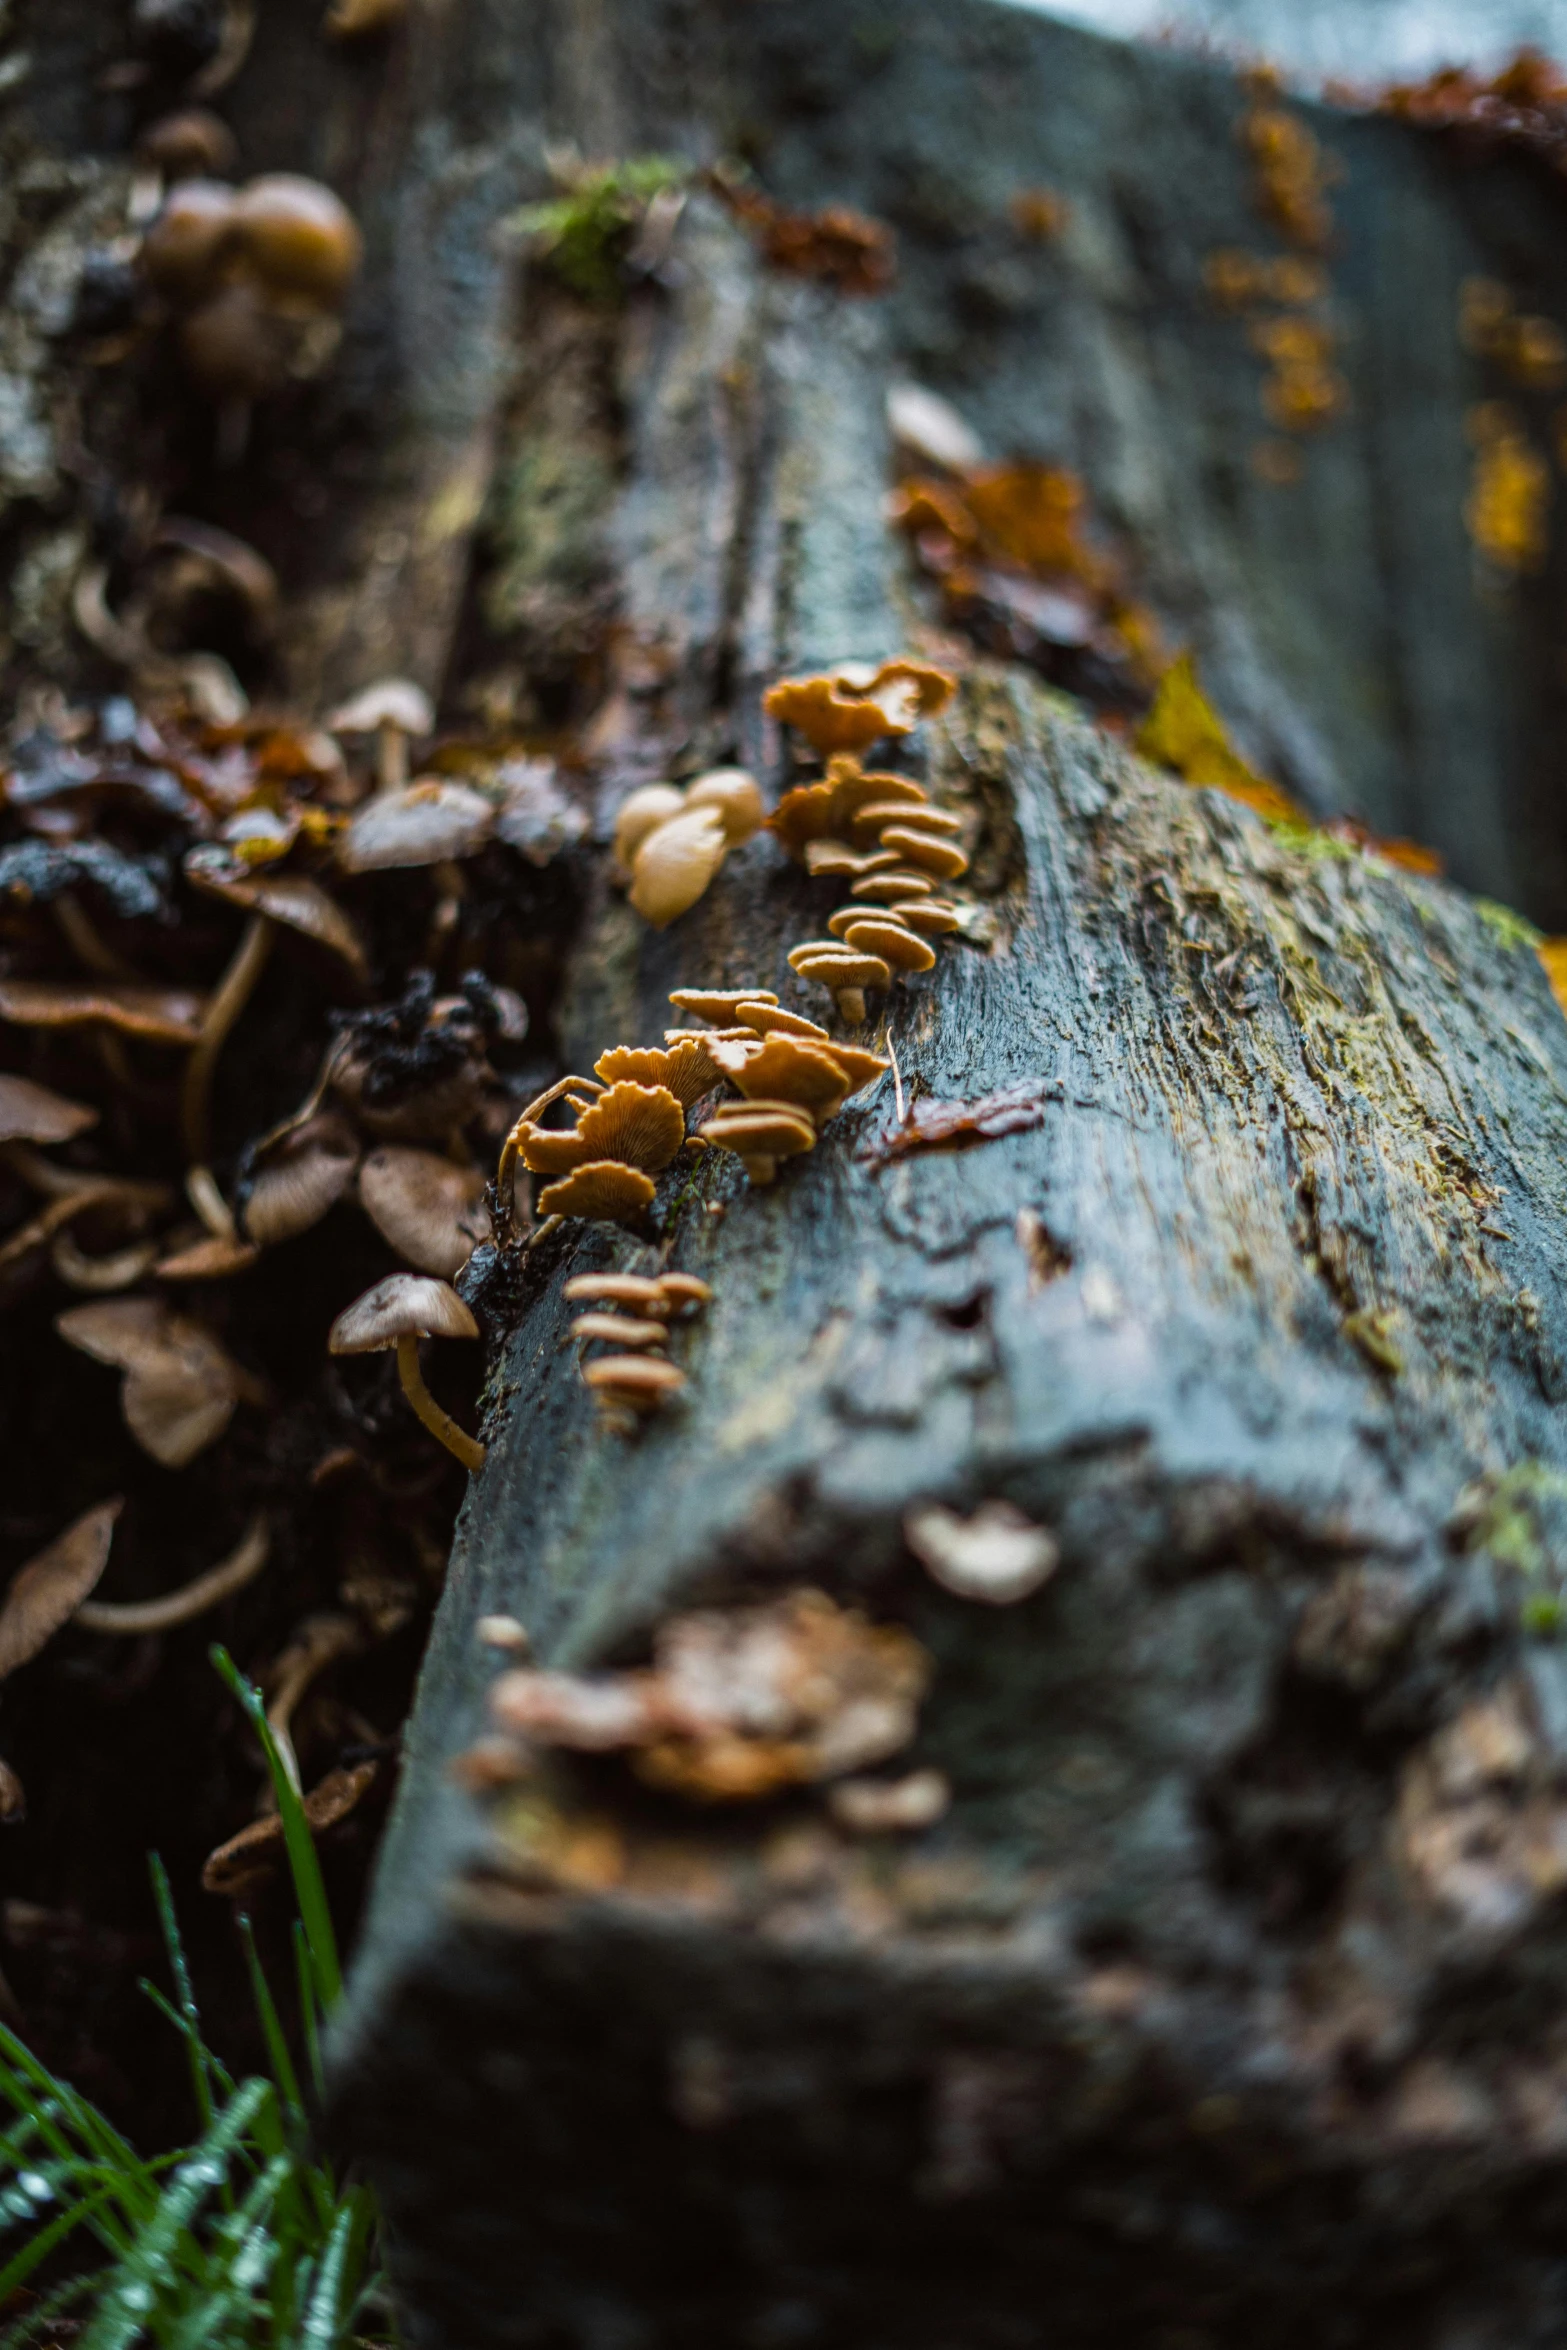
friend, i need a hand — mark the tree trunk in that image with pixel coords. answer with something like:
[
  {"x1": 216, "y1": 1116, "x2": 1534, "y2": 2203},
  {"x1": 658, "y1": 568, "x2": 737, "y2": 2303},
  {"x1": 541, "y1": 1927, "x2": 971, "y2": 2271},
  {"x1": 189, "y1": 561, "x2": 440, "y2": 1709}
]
[{"x1": 14, "y1": 1, "x2": 1567, "y2": 2343}]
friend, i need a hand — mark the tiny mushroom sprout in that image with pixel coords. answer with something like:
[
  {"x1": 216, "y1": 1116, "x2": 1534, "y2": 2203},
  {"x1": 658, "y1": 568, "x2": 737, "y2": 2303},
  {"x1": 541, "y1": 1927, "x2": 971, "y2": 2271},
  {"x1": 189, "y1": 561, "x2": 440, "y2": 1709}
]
[
  {"x1": 327, "y1": 677, "x2": 434, "y2": 797},
  {"x1": 614, "y1": 767, "x2": 765, "y2": 930},
  {"x1": 329, "y1": 1272, "x2": 486, "y2": 1473},
  {"x1": 181, "y1": 846, "x2": 370, "y2": 1162},
  {"x1": 786, "y1": 942, "x2": 892, "y2": 1028},
  {"x1": 762, "y1": 658, "x2": 955, "y2": 756}
]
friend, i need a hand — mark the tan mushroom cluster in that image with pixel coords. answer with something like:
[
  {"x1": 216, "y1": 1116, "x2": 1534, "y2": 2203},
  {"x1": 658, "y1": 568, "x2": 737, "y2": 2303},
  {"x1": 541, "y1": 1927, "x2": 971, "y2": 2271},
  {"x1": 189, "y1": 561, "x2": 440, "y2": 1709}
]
[
  {"x1": 668, "y1": 989, "x2": 888, "y2": 1188},
  {"x1": 566, "y1": 1269, "x2": 711, "y2": 1430},
  {"x1": 613, "y1": 767, "x2": 765, "y2": 929},
  {"x1": 762, "y1": 661, "x2": 965, "y2": 1026}
]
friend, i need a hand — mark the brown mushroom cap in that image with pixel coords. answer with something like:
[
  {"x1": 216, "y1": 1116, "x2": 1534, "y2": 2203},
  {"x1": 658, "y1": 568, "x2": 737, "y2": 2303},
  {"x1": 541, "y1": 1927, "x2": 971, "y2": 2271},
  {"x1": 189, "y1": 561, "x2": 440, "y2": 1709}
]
[
  {"x1": 850, "y1": 868, "x2": 933, "y2": 903},
  {"x1": 847, "y1": 800, "x2": 962, "y2": 846},
  {"x1": 876, "y1": 825, "x2": 969, "y2": 880},
  {"x1": 842, "y1": 916, "x2": 938, "y2": 974},
  {"x1": 155, "y1": 1232, "x2": 260, "y2": 1280},
  {"x1": 0, "y1": 1073, "x2": 98, "y2": 1145},
  {"x1": 0, "y1": 976, "x2": 206, "y2": 1045},
  {"x1": 358, "y1": 1147, "x2": 488, "y2": 1280},
  {"x1": 657, "y1": 1272, "x2": 713, "y2": 1310},
  {"x1": 55, "y1": 1298, "x2": 243, "y2": 1466},
  {"x1": 338, "y1": 779, "x2": 494, "y2": 872},
  {"x1": 329, "y1": 1272, "x2": 478, "y2": 1353},
  {"x1": 709, "y1": 1035, "x2": 852, "y2": 1124},
  {"x1": 683, "y1": 767, "x2": 765, "y2": 844},
  {"x1": 582, "y1": 1354, "x2": 686, "y2": 1412},
  {"x1": 698, "y1": 1105, "x2": 816, "y2": 1162},
  {"x1": 613, "y1": 783, "x2": 686, "y2": 870},
  {"x1": 802, "y1": 838, "x2": 898, "y2": 879},
  {"x1": 0, "y1": 1499, "x2": 122, "y2": 1682},
  {"x1": 184, "y1": 848, "x2": 368, "y2": 977},
  {"x1": 536, "y1": 1161, "x2": 657, "y2": 1222},
  {"x1": 243, "y1": 1113, "x2": 360, "y2": 1246},
  {"x1": 140, "y1": 177, "x2": 238, "y2": 301},
  {"x1": 570, "y1": 1312, "x2": 669, "y2": 1351},
  {"x1": 733, "y1": 1001, "x2": 831, "y2": 1043},
  {"x1": 520, "y1": 1083, "x2": 684, "y2": 1179},
  {"x1": 563, "y1": 1274, "x2": 671, "y2": 1311},
  {"x1": 229, "y1": 174, "x2": 363, "y2": 310},
  {"x1": 594, "y1": 1040, "x2": 719, "y2": 1108},
  {"x1": 669, "y1": 987, "x2": 778, "y2": 1026},
  {"x1": 324, "y1": 0, "x2": 408, "y2": 33},
  {"x1": 787, "y1": 942, "x2": 892, "y2": 994},
  {"x1": 326, "y1": 677, "x2": 434, "y2": 740},
  {"x1": 888, "y1": 896, "x2": 962, "y2": 937},
  {"x1": 138, "y1": 109, "x2": 239, "y2": 181},
  {"x1": 768, "y1": 781, "x2": 843, "y2": 861},
  {"x1": 628, "y1": 806, "x2": 729, "y2": 929},
  {"x1": 762, "y1": 659, "x2": 954, "y2": 754},
  {"x1": 819, "y1": 1042, "x2": 890, "y2": 1094}
]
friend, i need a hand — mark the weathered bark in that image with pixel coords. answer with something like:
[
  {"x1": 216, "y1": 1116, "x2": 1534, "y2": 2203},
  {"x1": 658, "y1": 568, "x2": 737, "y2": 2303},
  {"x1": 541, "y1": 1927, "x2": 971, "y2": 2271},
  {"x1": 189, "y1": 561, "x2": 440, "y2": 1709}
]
[
  {"x1": 315, "y1": 16, "x2": 1567, "y2": 2347},
  {"x1": 14, "y1": 1, "x2": 1567, "y2": 2342}
]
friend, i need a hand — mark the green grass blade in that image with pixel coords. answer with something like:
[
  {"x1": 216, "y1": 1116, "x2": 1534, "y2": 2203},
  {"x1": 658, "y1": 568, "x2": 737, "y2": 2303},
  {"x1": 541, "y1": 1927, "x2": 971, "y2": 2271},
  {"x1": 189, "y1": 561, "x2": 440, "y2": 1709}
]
[
  {"x1": 0, "y1": 2265, "x2": 108, "y2": 2350},
  {"x1": 293, "y1": 1921, "x2": 325, "y2": 2106},
  {"x1": 237, "y1": 1916, "x2": 305, "y2": 2125},
  {"x1": 211, "y1": 1647, "x2": 343, "y2": 2009},
  {"x1": 300, "y1": 2200, "x2": 358, "y2": 2348},
  {"x1": 77, "y1": 2078, "x2": 269, "y2": 2350},
  {"x1": 148, "y1": 1854, "x2": 215, "y2": 2134},
  {"x1": 137, "y1": 1985, "x2": 238, "y2": 2108},
  {"x1": 0, "y1": 2179, "x2": 127, "y2": 2301}
]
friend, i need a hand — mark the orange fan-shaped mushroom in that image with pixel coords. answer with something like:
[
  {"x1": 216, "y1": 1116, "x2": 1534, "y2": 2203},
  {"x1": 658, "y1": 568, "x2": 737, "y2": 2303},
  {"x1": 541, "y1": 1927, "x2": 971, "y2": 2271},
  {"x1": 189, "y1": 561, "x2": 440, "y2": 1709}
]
[{"x1": 763, "y1": 659, "x2": 954, "y2": 756}]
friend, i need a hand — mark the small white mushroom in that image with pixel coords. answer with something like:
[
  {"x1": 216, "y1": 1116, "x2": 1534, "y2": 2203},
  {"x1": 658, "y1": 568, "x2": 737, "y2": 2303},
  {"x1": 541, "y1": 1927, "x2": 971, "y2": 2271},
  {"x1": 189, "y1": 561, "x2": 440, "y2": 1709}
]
[
  {"x1": 326, "y1": 677, "x2": 434, "y2": 795},
  {"x1": 904, "y1": 1500, "x2": 1059, "y2": 1605}
]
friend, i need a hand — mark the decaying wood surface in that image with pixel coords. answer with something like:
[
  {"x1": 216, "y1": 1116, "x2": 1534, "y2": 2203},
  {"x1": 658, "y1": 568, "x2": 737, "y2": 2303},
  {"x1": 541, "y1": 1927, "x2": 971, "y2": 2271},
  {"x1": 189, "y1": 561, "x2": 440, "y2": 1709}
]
[{"x1": 11, "y1": 0, "x2": 1567, "y2": 2343}]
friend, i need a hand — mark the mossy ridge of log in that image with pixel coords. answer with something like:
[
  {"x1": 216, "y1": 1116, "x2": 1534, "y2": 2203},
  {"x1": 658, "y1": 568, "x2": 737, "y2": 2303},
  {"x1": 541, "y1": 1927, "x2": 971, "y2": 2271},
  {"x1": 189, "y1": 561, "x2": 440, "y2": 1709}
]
[{"x1": 339, "y1": 678, "x2": 1567, "y2": 2347}]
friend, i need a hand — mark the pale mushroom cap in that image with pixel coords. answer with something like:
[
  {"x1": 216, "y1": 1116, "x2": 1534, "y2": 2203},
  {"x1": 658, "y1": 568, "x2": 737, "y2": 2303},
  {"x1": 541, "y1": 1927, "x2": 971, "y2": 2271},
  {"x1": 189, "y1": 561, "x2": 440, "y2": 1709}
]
[
  {"x1": 843, "y1": 916, "x2": 938, "y2": 974},
  {"x1": 0, "y1": 977, "x2": 206, "y2": 1045},
  {"x1": 905, "y1": 1499, "x2": 1059, "y2": 1605},
  {"x1": 803, "y1": 838, "x2": 898, "y2": 878},
  {"x1": 243, "y1": 1113, "x2": 360, "y2": 1246},
  {"x1": 850, "y1": 869, "x2": 933, "y2": 902},
  {"x1": 710, "y1": 1036, "x2": 852, "y2": 1122},
  {"x1": 329, "y1": 1272, "x2": 479, "y2": 1353},
  {"x1": 698, "y1": 1106, "x2": 816, "y2": 1160},
  {"x1": 338, "y1": 780, "x2": 494, "y2": 872},
  {"x1": 326, "y1": 677, "x2": 434, "y2": 738},
  {"x1": 876, "y1": 825, "x2": 969, "y2": 880},
  {"x1": 628, "y1": 806, "x2": 729, "y2": 929},
  {"x1": 669, "y1": 987, "x2": 777, "y2": 1025},
  {"x1": 156, "y1": 1233, "x2": 261, "y2": 1281},
  {"x1": 55, "y1": 1300, "x2": 242, "y2": 1467},
  {"x1": 848, "y1": 800, "x2": 962, "y2": 846},
  {"x1": 358, "y1": 1147, "x2": 489, "y2": 1280},
  {"x1": 570, "y1": 1312, "x2": 669, "y2": 1350},
  {"x1": 787, "y1": 943, "x2": 893, "y2": 992},
  {"x1": 888, "y1": 896, "x2": 962, "y2": 936},
  {"x1": 536, "y1": 1160, "x2": 657, "y2": 1221},
  {"x1": 0, "y1": 1073, "x2": 98, "y2": 1145},
  {"x1": 656, "y1": 1273, "x2": 712, "y2": 1309},
  {"x1": 582, "y1": 1354, "x2": 687, "y2": 1408},
  {"x1": 184, "y1": 849, "x2": 368, "y2": 974},
  {"x1": 613, "y1": 783, "x2": 686, "y2": 869},
  {"x1": 684, "y1": 767, "x2": 765, "y2": 844},
  {"x1": 733, "y1": 1001, "x2": 831, "y2": 1042},
  {"x1": 563, "y1": 1273, "x2": 671, "y2": 1310},
  {"x1": 886, "y1": 381, "x2": 985, "y2": 473}
]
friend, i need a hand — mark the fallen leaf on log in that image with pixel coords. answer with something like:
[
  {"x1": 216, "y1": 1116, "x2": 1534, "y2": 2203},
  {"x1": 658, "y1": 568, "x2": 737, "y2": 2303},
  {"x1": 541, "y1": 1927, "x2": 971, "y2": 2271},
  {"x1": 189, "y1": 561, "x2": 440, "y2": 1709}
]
[{"x1": 863, "y1": 1080, "x2": 1053, "y2": 1166}]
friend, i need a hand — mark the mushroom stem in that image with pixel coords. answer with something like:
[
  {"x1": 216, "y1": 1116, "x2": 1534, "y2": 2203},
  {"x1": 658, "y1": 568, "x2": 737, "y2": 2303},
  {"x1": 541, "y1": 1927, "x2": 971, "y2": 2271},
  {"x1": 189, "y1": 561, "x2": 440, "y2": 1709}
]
[
  {"x1": 395, "y1": 1331, "x2": 486, "y2": 1471},
  {"x1": 182, "y1": 912, "x2": 274, "y2": 1162},
  {"x1": 377, "y1": 716, "x2": 408, "y2": 795},
  {"x1": 74, "y1": 1514, "x2": 270, "y2": 1635},
  {"x1": 54, "y1": 892, "x2": 140, "y2": 982},
  {"x1": 742, "y1": 1153, "x2": 778, "y2": 1187},
  {"x1": 187, "y1": 1163, "x2": 238, "y2": 1240},
  {"x1": 495, "y1": 1075, "x2": 605, "y2": 1240},
  {"x1": 834, "y1": 987, "x2": 868, "y2": 1025}
]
